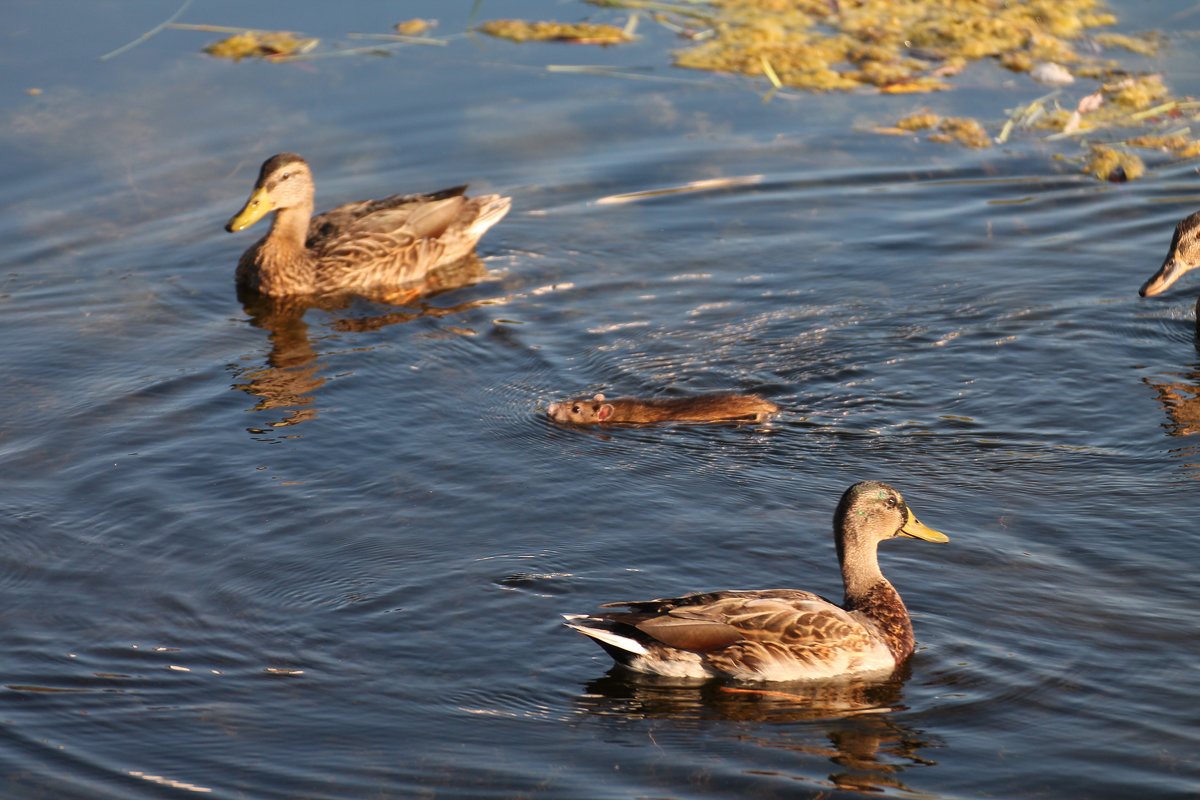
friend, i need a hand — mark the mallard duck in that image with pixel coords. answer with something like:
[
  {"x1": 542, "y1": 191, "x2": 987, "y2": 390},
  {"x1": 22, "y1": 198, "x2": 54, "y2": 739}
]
[
  {"x1": 563, "y1": 481, "x2": 949, "y2": 682},
  {"x1": 225, "y1": 153, "x2": 511, "y2": 297},
  {"x1": 1141, "y1": 211, "x2": 1200, "y2": 330}
]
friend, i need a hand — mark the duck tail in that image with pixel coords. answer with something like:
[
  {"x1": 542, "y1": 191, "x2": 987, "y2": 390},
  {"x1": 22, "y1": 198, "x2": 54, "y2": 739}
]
[
  {"x1": 467, "y1": 195, "x2": 512, "y2": 239},
  {"x1": 561, "y1": 614, "x2": 649, "y2": 661}
]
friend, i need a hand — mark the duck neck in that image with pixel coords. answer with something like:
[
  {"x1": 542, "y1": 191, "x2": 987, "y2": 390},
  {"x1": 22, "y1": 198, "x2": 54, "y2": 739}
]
[
  {"x1": 267, "y1": 202, "x2": 312, "y2": 253},
  {"x1": 838, "y1": 532, "x2": 915, "y2": 662},
  {"x1": 836, "y1": 515, "x2": 885, "y2": 598},
  {"x1": 256, "y1": 203, "x2": 316, "y2": 295}
]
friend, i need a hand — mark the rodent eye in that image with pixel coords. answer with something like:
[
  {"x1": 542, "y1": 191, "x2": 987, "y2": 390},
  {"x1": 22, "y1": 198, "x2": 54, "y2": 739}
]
[{"x1": 571, "y1": 405, "x2": 580, "y2": 414}]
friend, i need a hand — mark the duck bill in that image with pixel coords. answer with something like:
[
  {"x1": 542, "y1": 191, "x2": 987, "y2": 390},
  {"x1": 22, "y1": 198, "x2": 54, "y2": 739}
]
[
  {"x1": 899, "y1": 508, "x2": 949, "y2": 543},
  {"x1": 1139, "y1": 258, "x2": 1188, "y2": 298},
  {"x1": 225, "y1": 187, "x2": 273, "y2": 233}
]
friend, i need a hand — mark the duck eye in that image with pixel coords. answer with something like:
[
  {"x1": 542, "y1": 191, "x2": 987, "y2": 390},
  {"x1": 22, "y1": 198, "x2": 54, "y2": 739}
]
[{"x1": 885, "y1": 497, "x2": 898, "y2": 508}]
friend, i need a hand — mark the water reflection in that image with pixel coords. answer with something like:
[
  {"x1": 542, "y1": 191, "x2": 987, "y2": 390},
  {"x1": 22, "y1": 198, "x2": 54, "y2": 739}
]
[
  {"x1": 1145, "y1": 370, "x2": 1200, "y2": 437},
  {"x1": 231, "y1": 256, "x2": 488, "y2": 431},
  {"x1": 577, "y1": 668, "x2": 938, "y2": 794},
  {"x1": 1144, "y1": 370, "x2": 1200, "y2": 476}
]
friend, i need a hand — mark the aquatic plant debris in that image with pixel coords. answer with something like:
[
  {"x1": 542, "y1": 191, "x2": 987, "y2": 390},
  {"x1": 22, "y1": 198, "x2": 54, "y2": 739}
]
[
  {"x1": 478, "y1": 20, "x2": 634, "y2": 45},
  {"x1": 202, "y1": 29, "x2": 318, "y2": 61},
  {"x1": 153, "y1": 1, "x2": 1197, "y2": 182},
  {"x1": 885, "y1": 113, "x2": 992, "y2": 148},
  {"x1": 930, "y1": 116, "x2": 992, "y2": 148},
  {"x1": 891, "y1": 76, "x2": 1200, "y2": 177},
  {"x1": 643, "y1": 0, "x2": 1119, "y2": 92},
  {"x1": 395, "y1": 19, "x2": 435, "y2": 36},
  {"x1": 586, "y1": 0, "x2": 1200, "y2": 180},
  {"x1": 1084, "y1": 145, "x2": 1144, "y2": 182}
]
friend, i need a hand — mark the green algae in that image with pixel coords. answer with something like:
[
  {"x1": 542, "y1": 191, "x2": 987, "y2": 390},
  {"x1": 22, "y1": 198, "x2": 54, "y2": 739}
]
[
  {"x1": 1084, "y1": 144, "x2": 1144, "y2": 182},
  {"x1": 656, "y1": 0, "x2": 1119, "y2": 92},
  {"x1": 478, "y1": 20, "x2": 634, "y2": 45},
  {"x1": 896, "y1": 112, "x2": 941, "y2": 132},
  {"x1": 203, "y1": 30, "x2": 318, "y2": 61},
  {"x1": 1093, "y1": 31, "x2": 1162, "y2": 57},
  {"x1": 930, "y1": 117, "x2": 992, "y2": 149}
]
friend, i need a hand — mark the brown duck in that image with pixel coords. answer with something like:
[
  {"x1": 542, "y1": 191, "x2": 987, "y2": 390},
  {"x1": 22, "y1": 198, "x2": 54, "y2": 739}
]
[
  {"x1": 225, "y1": 153, "x2": 511, "y2": 298},
  {"x1": 563, "y1": 481, "x2": 949, "y2": 682}
]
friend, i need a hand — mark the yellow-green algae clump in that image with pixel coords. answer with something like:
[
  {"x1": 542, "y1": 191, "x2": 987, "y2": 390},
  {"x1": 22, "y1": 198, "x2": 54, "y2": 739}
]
[
  {"x1": 667, "y1": 0, "x2": 1117, "y2": 92},
  {"x1": 1092, "y1": 32, "x2": 1162, "y2": 57},
  {"x1": 929, "y1": 117, "x2": 992, "y2": 149},
  {"x1": 893, "y1": 113, "x2": 991, "y2": 147},
  {"x1": 204, "y1": 31, "x2": 318, "y2": 61},
  {"x1": 1126, "y1": 135, "x2": 1200, "y2": 160},
  {"x1": 1084, "y1": 145, "x2": 1144, "y2": 182},
  {"x1": 479, "y1": 20, "x2": 633, "y2": 45},
  {"x1": 895, "y1": 112, "x2": 940, "y2": 132}
]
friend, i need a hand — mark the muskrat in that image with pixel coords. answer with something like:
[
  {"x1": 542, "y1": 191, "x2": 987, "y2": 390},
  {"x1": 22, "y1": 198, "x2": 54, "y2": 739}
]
[{"x1": 546, "y1": 393, "x2": 779, "y2": 425}]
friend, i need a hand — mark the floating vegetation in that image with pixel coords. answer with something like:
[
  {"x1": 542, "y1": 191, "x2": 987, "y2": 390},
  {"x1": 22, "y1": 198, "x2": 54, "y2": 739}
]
[
  {"x1": 641, "y1": 0, "x2": 1119, "y2": 93},
  {"x1": 587, "y1": 0, "x2": 1200, "y2": 180},
  {"x1": 895, "y1": 112, "x2": 940, "y2": 132},
  {"x1": 478, "y1": 20, "x2": 634, "y2": 45},
  {"x1": 201, "y1": 29, "x2": 318, "y2": 61},
  {"x1": 1093, "y1": 31, "x2": 1162, "y2": 57},
  {"x1": 1126, "y1": 134, "x2": 1200, "y2": 160},
  {"x1": 1084, "y1": 145, "x2": 1144, "y2": 182},
  {"x1": 1106, "y1": 74, "x2": 1168, "y2": 110},
  {"x1": 887, "y1": 113, "x2": 992, "y2": 148},
  {"x1": 890, "y1": 67, "x2": 1200, "y2": 179},
  {"x1": 103, "y1": 0, "x2": 1198, "y2": 183},
  {"x1": 395, "y1": 19, "x2": 435, "y2": 36},
  {"x1": 929, "y1": 117, "x2": 992, "y2": 149}
]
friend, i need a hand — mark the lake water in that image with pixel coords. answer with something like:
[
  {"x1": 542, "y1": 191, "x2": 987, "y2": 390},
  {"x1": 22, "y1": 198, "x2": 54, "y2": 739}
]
[{"x1": 1, "y1": 1, "x2": 1198, "y2": 797}]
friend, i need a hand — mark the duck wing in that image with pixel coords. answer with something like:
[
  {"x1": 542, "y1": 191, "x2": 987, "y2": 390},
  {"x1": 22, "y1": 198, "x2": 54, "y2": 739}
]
[
  {"x1": 305, "y1": 189, "x2": 474, "y2": 292},
  {"x1": 306, "y1": 186, "x2": 468, "y2": 247},
  {"x1": 572, "y1": 589, "x2": 890, "y2": 681},
  {"x1": 603, "y1": 589, "x2": 862, "y2": 647}
]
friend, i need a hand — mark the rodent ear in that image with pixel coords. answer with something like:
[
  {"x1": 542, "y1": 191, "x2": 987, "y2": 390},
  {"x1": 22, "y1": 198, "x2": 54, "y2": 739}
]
[
  {"x1": 597, "y1": 403, "x2": 614, "y2": 422},
  {"x1": 593, "y1": 393, "x2": 606, "y2": 402}
]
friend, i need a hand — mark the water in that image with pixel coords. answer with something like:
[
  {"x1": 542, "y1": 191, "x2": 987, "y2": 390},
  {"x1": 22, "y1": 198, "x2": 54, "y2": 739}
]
[{"x1": 1, "y1": 1, "x2": 1198, "y2": 797}]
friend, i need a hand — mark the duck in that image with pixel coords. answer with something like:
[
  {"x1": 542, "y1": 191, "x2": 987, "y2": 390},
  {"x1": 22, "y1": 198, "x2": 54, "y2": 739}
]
[
  {"x1": 563, "y1": 481, "x2": 949, "y2": 682},
  {"x1": 225, "y1": 153, "x2": 511, "y2": 298},
  {"x1": 1140, "y1": 210, "x2": 1200, "y2": 332}
]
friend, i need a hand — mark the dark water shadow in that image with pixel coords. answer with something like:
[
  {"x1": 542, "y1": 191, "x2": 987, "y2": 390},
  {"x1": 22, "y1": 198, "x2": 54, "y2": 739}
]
[
  {"x1": 230, "y1": 255, "x2": 489, "y2": 433},
  {"x1": 575, "y1": 666, "x2": 940, "y2": 796}
]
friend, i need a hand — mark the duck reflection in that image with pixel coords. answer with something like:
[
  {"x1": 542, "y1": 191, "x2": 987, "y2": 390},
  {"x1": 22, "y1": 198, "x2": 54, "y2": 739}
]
[
  {"x1": 232, "y1": 255, "x2": 488, "y2": 431},
  {"x1": 1143, "y1": 370, "x2": 1200, "y2": 477},
  {"x1": 576, "y1": 667, "x2": 937, "y2": 794},
  {"x1": 1144, "y1": 370, "x2": 1200, "y2": 438}
]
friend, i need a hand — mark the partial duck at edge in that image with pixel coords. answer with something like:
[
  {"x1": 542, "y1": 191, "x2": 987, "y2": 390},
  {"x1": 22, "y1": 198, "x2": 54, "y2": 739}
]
[{"x1": 1141, "y1": 210, "x2": 1200, "y2": 334}]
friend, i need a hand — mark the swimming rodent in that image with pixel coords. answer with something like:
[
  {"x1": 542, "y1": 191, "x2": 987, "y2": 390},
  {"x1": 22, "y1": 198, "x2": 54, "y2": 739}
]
[{"x1": 546, "y1": 393, "x2": 779, "y2": 425}]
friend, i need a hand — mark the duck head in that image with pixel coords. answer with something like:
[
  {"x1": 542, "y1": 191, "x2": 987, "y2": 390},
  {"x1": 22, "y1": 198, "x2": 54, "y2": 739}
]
[
  {"x1": 226, "y1": 153, "x2": 315, "y2": 233},
  {"x1": 1141, "y1": 211, "x2": 1200, "y2": 298}
]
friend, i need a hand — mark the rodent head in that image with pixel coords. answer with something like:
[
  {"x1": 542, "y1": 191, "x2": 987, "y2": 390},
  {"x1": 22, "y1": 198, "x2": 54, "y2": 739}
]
[{"x1": 547, "y1": 393, "x2": 615, "y2": 424}]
